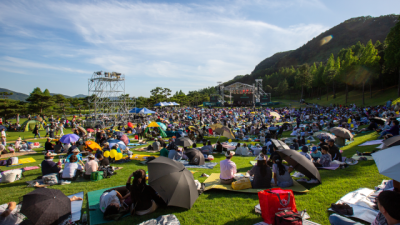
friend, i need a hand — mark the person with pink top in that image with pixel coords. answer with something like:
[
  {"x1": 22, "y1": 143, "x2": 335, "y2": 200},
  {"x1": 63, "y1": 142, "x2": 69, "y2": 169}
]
[{"x1": 219, "y1": 150, "x2": 237, "y2": 185}]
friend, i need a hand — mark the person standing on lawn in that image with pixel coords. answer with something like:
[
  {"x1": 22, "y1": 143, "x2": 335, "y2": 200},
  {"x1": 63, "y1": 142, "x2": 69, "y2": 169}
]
[
  {"x1": 32, "y1": 125, "x2": 40, "y2": 139},
  {"x1": 220, "y1": 151, "x2": 237, "y2": 185},
  {"x1": 1, "y1": 128, "x2": 6, "y2": 146}
]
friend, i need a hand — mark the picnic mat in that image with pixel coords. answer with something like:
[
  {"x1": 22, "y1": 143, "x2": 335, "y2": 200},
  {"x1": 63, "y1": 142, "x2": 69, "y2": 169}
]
[
  {"x1": 131, "y1": 154, "x2": 159, "y2": 161},
  {"x1": 87, "y1": 186, "x2": 127, "y2": 225},
  {"x1": 358, "y1": 139, "x2": 383, "y2": 146},
  {"x1": 204, "y1": 173, "x2": 308, "y2": 193},
  {"x1": 351, "y1": 154, "x2": 374, "y2": 161},
  {"x1": 18, "y1": 157, "x2": 36, "y2": 164},
  {"x1": 178, "y1": 161, "x2": 218, "y2": 169},
  {"x1": 69, "y1": 191, "x2": 84, "y2": 222}
]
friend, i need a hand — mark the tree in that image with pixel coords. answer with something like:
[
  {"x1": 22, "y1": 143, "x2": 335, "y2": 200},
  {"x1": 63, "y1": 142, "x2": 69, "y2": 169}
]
[
  {"x1": 385, "y1": 15, "x2": 400, "y2": 97},
  {"x1": 323, "y1": 54, "x2": 337, "y2": 101},
  {"x1": 359, "y1": 40, "x2": 380, "y2": 105},
  {"x1": 295, "y1": 64, "x2": 312, "y2": 100},
  {"x1": 339, "y1": 48, "x2": 356, "y2": 104},
  {"x1": 26, "y1": 88, "x2": 54, "y2": 114},
  {"x1": 277, "y1": 79, "x2": 289, "y2": 96},
  {"x1": 70, "y1": 98, "x2": 84, "y2": 115},
  {"x1": 53, "y1": 94, "x2": 69, "y2": 118}
]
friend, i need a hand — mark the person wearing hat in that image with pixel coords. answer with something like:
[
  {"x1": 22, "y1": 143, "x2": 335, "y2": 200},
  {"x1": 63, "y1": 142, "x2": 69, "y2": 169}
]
[
  {"x1": 41, "y1": 152, "x2": 61, "y2": 177},
  {"x1": 103, "y1": 142, "x2": 110, "y2": 151},
  {"x1": 66, "y1": 147, "x2": 84, "y2": 166},
  {"x1": 248, "y1": 153, "x2": 272, "y2": 189},
  {"x1": 313, "y1": 145, "x2": 332, "y2": 168},
  {"x1": 220, "y1": 150, "x2": 237, "y2": 185},
  {"x1": 310, "y1": 146, "x2": 322, "y2": 162},
  {"x1": 300, "y1": 146, "x2": 312, "y2": 161},
  {"x1": 44, "y1": 137, "x2": 54, "y2": 151},
  {"x1": 327, "y1": 139, "x2": 342, "y2": 162},
  {"x1": 84, "y1": 154, "x2": 98, "y2": 180},
  {"x1": 14, "y1": 137, "x2": 22, "y2": 152}
]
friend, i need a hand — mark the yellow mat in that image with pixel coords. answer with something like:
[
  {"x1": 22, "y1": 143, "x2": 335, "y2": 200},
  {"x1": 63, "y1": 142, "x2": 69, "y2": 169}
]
[
  {"x1": 131, "y1": 154, "x2": 159, "y2": 161},
  {"x1": 204, "y1": 173, "x2": 309, "y2": 193},
  {"x1": 18, "y1": 157, "x2": 36, "y2": 164}
]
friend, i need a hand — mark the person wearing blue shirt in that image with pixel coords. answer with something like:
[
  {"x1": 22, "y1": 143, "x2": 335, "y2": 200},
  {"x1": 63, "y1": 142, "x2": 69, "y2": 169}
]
[{"x1": 66, "y1": 148, "x2": 84, "y2": 166}]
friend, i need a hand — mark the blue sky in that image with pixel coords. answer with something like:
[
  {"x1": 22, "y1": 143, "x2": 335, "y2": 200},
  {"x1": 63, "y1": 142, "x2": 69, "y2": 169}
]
[{"x1": 0, "y1": 0, "x2": 399, "y2": 97}]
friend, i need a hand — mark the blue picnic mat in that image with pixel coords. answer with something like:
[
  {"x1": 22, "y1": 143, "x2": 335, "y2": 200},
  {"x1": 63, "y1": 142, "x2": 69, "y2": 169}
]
[{"x1": 178, "y1": 160, "x2": 218, "y2": 169}]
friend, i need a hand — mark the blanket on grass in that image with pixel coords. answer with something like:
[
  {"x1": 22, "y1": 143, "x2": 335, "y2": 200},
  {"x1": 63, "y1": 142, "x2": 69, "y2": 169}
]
[
  {"x1": 358, "y1": 140, "x2": 383, "y2": 146},
  {"x1": 204, "y1": 173, "x2": 308, "y2": 193},
  {"x1": 138, "y1": 214, "x2": 180, "y2": 225},
  {"x1": 328, "y1": 188, "x2": 379, "y2": 223},
  {"x1": 178, "y1": 160, "x2": 218, "y2": 169}
]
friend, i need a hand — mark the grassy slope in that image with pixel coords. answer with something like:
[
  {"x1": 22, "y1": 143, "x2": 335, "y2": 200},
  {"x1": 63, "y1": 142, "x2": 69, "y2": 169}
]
[{"x1": 0, "y1": 124, "x2": 386, "y2": 225}]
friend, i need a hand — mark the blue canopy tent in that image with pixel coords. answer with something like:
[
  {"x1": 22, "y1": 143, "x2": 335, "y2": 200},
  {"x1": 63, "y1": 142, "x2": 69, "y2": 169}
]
[
  {"x1": 138, "y1": 108, "x2": 156, "y2": 114},
  {"x1": 171, "y1": 102, "x2": 180, "y2": 106},
  {"x1": 154, "y1": 102, "x2": 168, "y2": 106},
  {"x1": 129, "y1": 107, "x2": 143, "y2": 113}
]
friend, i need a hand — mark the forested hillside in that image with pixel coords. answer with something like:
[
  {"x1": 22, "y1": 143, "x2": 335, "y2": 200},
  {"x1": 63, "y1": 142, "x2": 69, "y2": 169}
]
[{"x1": 221, "y1": 14, "x2": 399, "y2": 103}]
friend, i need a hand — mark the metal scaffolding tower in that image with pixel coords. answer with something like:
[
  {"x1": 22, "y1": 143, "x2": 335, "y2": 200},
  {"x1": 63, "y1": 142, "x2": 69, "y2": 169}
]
[{"x1": 88, "y1": 71, "x2": 134, "y2": 123}]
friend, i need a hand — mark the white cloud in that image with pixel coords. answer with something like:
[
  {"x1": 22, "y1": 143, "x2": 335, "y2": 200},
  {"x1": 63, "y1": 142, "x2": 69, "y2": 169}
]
[{"x1": 0, "y1": 0, "x2": 329, "y2": 96}]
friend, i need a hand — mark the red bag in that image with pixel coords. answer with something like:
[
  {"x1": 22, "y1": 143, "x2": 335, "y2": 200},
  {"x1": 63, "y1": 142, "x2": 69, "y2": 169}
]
[
  {"x1": 258, "y1": 188, "x2": 297, "y2": 225},
  {"x1": 275, "y1": 210, "x2": 302, "y2": 225}
]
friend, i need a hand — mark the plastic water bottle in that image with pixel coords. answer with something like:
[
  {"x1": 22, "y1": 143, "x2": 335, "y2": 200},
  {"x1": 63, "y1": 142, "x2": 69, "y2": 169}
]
[{"x1": 82, "y1": 212, "x2": 87, "y2": 224}]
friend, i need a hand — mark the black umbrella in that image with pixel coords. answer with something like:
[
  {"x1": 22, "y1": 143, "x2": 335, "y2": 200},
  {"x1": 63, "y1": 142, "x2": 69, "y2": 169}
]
[
  {"x1": 148, "y1": 157, "x2": 198, "y2": 209},
  {"x1": 382, "y1": 135, "x2": 400, "y2": 149},
  {"x1": 175, "y1": 137, "x2": 194, "y2": 147},
  {"x1": 277, "y1": 149, "x2": 321, "y2": 183},
  {"x1": 214, "y1": 126, "x2": 235, "y2": 139},
  {"x1": 21, "y1": 189, "x2": 71, "y2": 225},
  {"x1": 370, "y1": 117, "x2": 386, "y2": 125},
  {"x1": 185, "y1": 148, "x2": 205, "y2": 165},
  {"x1": 271, "y1": 139, "x2": 290, "y2": 150}
]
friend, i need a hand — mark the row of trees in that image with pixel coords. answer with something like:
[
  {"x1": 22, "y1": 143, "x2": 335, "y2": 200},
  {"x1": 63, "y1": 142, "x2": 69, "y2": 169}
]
[
  {"x1": 261, "y1": 16, "x2": 400, "y2": 104},
  {"x1": 0, "y1": 88, "x2": 89, "y2": 120}
]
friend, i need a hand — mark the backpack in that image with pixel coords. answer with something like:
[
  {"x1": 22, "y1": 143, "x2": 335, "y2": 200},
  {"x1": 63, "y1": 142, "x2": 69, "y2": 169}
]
[
  {"x1": 98, "y1": 166, "x2": 115, "y2": 178},
  {"x1": 1, "y1": 169, "x2": 24, "y2": 183},
  {"x1": 91, "y1": 171, "x2": 104, "y2": 181},
  {"x1": 275, "y1": 210, "x2": 303, "y2": 225},
  {"x1": 43, "y1": 173, "x2": 59, "y2": 185}
]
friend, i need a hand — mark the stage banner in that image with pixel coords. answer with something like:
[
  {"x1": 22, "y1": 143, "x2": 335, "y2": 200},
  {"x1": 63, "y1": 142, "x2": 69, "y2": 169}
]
[
  {"x1": 260, "y1": 94, "x2": 271, "y2": 103},
  {"x1": 232, "y1": 93, "x2": 253, "y2": 102},
  {"x1": 210, "y1": 95, "x2": 219, "y2": 103}
]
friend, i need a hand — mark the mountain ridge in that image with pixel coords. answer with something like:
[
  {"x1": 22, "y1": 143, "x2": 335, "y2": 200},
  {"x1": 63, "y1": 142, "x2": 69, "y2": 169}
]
[{"x1": 0, "y1": 88, "x2": 87, "y2": 101}]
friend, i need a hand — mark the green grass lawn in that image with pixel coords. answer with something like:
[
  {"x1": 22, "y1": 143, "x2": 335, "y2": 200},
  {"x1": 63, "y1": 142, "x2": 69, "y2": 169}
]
[{"x1": 0, "y1": 127, "x2": 386, "y2": 225}]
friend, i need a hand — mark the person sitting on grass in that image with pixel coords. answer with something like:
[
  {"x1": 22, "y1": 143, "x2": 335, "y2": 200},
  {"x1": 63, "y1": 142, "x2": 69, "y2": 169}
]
[
  {"x1": 7, "y1": 144, "x2": 15, "y2": 154},
  {"x1": 272, "y1": 155, "x2": 293, "y2": 188},
  {"x1": 310, "y1": 146, "x2": 322, "y2": 161},
  {"x1": 313, "y1": 145, "x2": 332, "y2": 168},
  {"x1": 126, "y1": 169, "x2": 165, "y2": 216},
  {"x1": 61, "y1": 155, "x2": 83, "y2": 181},
  {"x1": 327, "y1": 139, "x2": 342, "y2": 162},
  {"x1": 41, "y1": 152, "x2": 61, "y2": 177},
  {"x1": 329, "y1": 190, "x2": 400, "y2": 225},
  {"x1": 379, "y1": 120, "x2": 400, "y2": 139},
  {"x1": 84, "y1": 154, "x2": 98, "y2": 180},
  {"x1": 53, "y1": 140, "x2": 64, "y2": 153},
  {"x1": 357, "y1": 120, "x2": 378, "y2": 133},
  {"x1": 66, "y1": 148, "x2": 84, "y2": 166},
  {"x1": 160, "y1": 143, "x2": 169, "y2": 157},
  {"x1": 247, "y1": 153, "x2": 272, "y2": 189},
  {"x1": 97, "y1": 154, "x2": 109, "y2": 167},
  {"x1": 220, "y1": 150, "x2": 237, "y2": 185},
  {"x1": 112, "y1": 144, "x2": 122, "y2": 153},
  {"x1": 300, "y1": 146, "x2": 312, "y2": 161}
]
